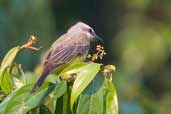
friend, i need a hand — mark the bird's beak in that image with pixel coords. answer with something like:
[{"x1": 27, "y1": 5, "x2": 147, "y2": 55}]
[{"x1": 94, "y1": 33, "x2": 104, "y2": 43}]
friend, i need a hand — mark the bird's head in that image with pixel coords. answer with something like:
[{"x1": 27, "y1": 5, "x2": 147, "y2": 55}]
[{"x1": 67, "y1": 22, "x2": 104, "y2": 43}]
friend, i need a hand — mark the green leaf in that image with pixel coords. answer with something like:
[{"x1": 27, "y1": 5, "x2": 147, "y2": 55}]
[
  {"x1": 105, "y1": 80, "x2": 118, "y2": 114},
  {"x1": 0, "y1": 46, "x2": 20, "y2": 91},
  {"x1": 46, "y1": 74, "x2": 59, "y2": 84},
  {"x1": 76, "y1": 74, "x2": 104, "y2": 114},
  {"x1": 0, "y1": 46, "x2": 20, "y2": 72},
  {"x1": 46, "y1": 80, "x2": 67, "y2": 114},
  {"x1": 70, "y1": 63, "x2": 101, "y2": 111},
  {"x1": 55, "y1": 95, "x2": 63, "y2": 114},
  {"x1": 25, "y1": 73, "x2": 39, "y2": 85},
  {"x1": 63, "y1": 90, "x2": 69, "y2": 114},
  {"x1": 0, "y1": 82, "x2": 55, "y2": 114},
  {"x1": 51, "y1": 81, "x2": 67, "y2": 98},
  {"x1": 0, "y1": 93, "x2": 14, "y2": 114},
  {"x1": 0, "y1": 68, "x2": 14, "y2": 94},
  {"x1": 55, "y1": 85, "x2": 72, "y2": 114},
  {"x1": 58, "y1": 62, "x2": 86, "y2": 78}
]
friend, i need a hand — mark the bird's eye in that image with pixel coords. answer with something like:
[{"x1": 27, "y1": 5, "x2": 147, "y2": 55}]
[{"x1": 88, "y1": 29, "x2": 93, "y2": 34}]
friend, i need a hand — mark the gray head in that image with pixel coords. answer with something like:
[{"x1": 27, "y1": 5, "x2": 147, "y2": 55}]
[{"x1": 67, "y1": 22, "x2": 103, "y2": 43}]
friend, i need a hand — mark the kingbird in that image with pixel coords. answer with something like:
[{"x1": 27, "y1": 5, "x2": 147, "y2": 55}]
[{"x1": 32, "y1": 22, "x2": 103, "y2": 92}]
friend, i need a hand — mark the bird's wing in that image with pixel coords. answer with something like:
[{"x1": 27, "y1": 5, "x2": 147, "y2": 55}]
[{"x1": 44, "y1": 40, "x2": 90, "y2": 69}]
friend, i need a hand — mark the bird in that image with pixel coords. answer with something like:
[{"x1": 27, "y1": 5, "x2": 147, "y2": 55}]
[{"x1": 31, "y1": 22, "x2": 103, "y2": 92}]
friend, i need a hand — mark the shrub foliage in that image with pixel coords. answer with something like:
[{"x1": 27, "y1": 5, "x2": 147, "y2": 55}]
[{"x1": 0, "y1": 39, "x2": 118, "y2": 114}]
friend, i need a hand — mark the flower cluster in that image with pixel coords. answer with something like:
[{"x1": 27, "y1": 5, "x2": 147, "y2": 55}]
[{"x1": 87, "y1": 45, "x2": 106, "y2": 61}]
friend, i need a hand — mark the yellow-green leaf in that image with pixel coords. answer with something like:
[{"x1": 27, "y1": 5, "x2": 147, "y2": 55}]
[
  {"x1": 0, "y1": 46, "x2": 20, "y2": 88},
  {"x1": 70, "y1": 63, "x2": 101, "y2": 111},
  {"x1": 58, "y1": 62, "x2": 86, "y2": 78},
  {"x1": 106, "y1": 80, "x2": 118, "y2": 114},
  {"x1": 0, "y1": 46, "x2": 20, "y2": 72},
  {"x1": 0, "y1": 69, "x2": 14, "y2": 94}
]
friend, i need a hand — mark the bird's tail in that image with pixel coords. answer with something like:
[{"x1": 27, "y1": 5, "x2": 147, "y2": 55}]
[{"x1": 31, "y1": 68, "x2": 50, "y2": 92}]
